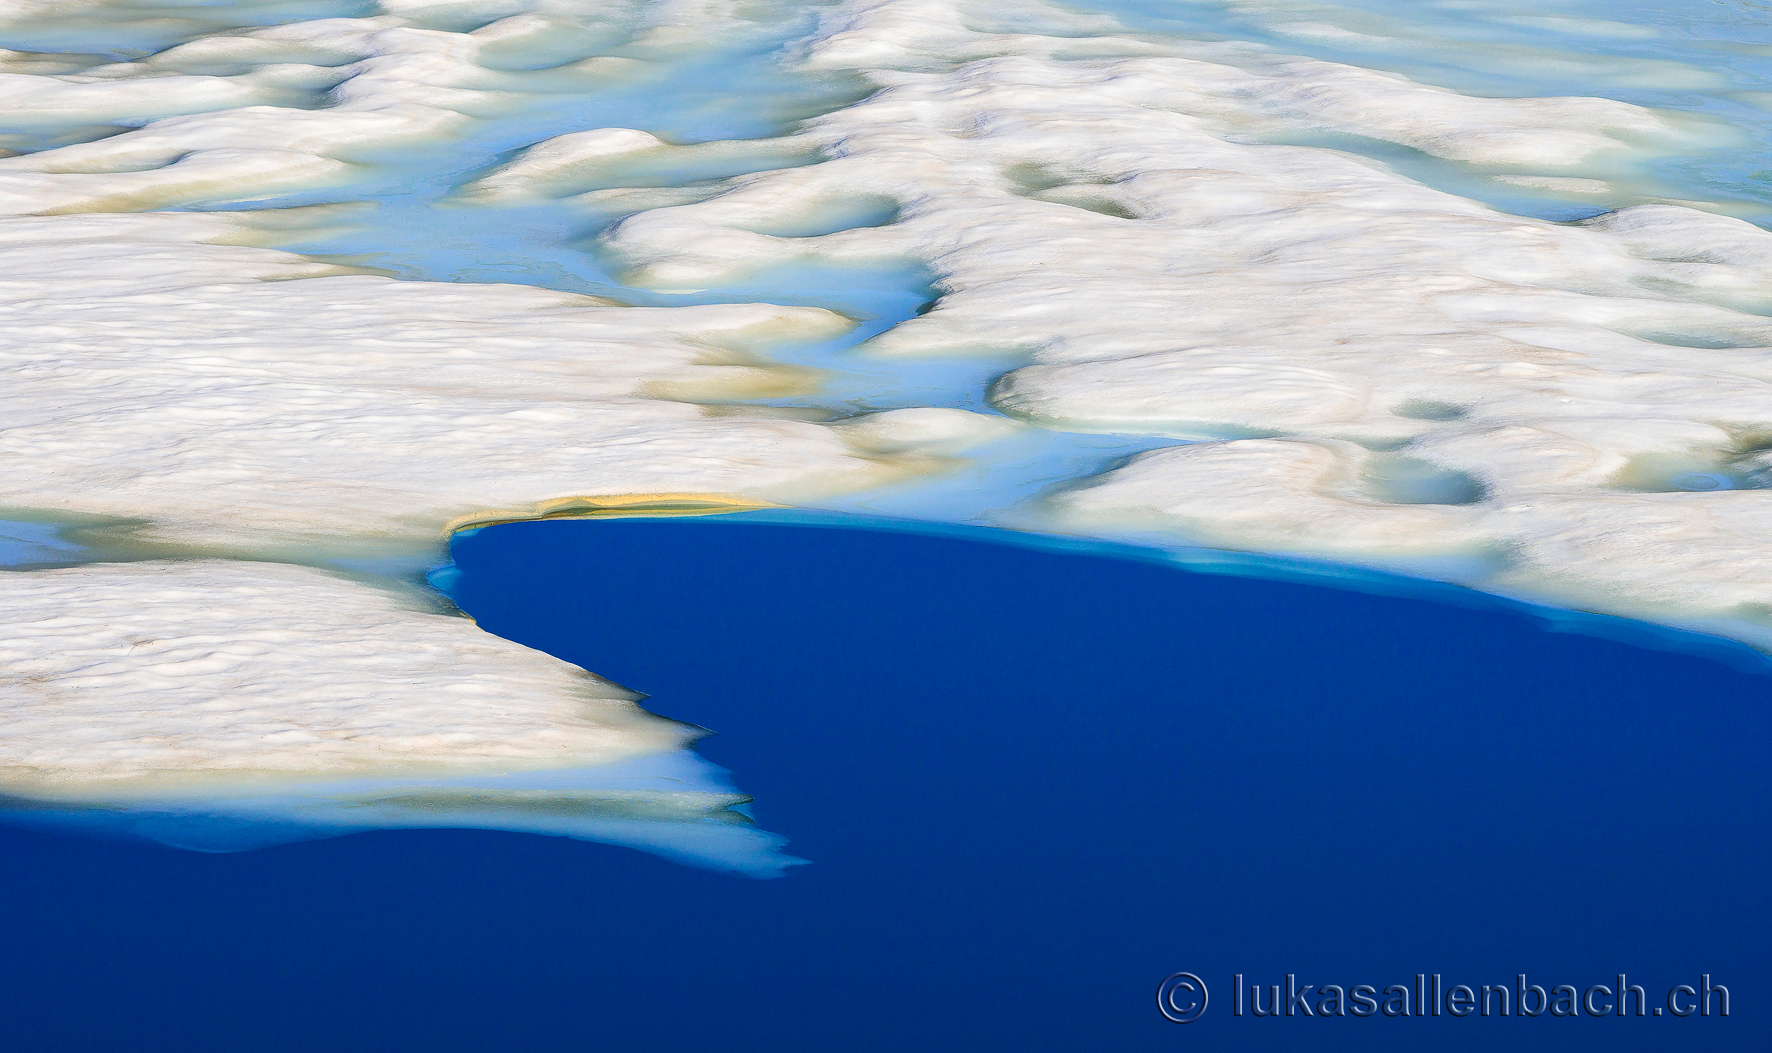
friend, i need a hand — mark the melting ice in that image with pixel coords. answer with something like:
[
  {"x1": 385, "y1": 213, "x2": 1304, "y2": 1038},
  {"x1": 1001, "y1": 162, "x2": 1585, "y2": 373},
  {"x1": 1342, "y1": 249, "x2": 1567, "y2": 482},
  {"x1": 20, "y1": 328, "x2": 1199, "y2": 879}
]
[{"x1": 2, "y1": 0, "x2": 1771, "y2": 863}]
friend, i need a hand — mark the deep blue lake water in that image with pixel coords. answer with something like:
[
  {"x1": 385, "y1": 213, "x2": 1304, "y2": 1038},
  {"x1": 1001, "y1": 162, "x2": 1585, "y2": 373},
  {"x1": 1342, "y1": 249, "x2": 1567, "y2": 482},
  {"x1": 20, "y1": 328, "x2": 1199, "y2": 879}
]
[{"x1": 1, "y1": 514, "x2": 1766, "y2": 1050}]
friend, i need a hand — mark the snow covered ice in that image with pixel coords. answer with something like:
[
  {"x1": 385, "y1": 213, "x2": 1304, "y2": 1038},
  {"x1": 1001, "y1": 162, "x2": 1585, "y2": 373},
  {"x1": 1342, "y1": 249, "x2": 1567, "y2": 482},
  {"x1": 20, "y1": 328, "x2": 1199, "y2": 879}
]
[{"x1": 4, "y1": 0, "x2": 1772, "y2": 856}]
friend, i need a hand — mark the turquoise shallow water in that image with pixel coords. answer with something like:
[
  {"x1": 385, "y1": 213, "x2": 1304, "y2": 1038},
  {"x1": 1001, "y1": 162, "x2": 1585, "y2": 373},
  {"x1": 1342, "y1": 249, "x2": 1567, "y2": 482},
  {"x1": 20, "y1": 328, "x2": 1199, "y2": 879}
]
[
  {"x1": 2, "y1": 0, "x2": 1767, "y2": 603},
  {"x1": 1, "y1": 5, "x2": 1770, "y2": 1047},
  {"x1": 1079, "y1": 0, "x2": 1772, "y2": 220},
  {"x1": 146, "y1": 0, "x2": 1772, "y2": 532},
  {"x1": 0, "y1": 0, "x2": 1731, "y2": 555},
  {"x1": 4, "y1": 0, "x2": 1769, "y2": 608},
  {"x1": 0, "y1": 0, "x2": 375, "y2": 58}
]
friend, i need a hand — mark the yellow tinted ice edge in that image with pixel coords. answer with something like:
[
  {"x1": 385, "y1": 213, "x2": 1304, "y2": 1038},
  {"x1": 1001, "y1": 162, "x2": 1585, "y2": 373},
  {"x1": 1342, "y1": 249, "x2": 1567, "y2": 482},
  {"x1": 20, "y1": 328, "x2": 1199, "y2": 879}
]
[{"x1": 445, "y1": 493, "x2": 783, "y2": 533}]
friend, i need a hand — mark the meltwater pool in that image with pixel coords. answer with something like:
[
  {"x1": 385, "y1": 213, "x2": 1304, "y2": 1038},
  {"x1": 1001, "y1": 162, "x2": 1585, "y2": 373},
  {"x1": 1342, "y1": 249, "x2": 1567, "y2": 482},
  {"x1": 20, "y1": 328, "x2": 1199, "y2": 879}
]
[{"x1": 1, "y1": 513, "x2": 1762, "y2": 1051}]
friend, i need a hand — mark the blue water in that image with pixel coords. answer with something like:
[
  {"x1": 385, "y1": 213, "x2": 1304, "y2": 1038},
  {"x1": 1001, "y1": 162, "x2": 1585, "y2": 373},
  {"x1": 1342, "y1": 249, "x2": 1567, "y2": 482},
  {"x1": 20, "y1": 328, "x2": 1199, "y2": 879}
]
[
  {"x1": 0, "y1": 520, "x2": 83, "y2": 565},
  {"x1": 1, "y1": 515, "x2": 1763, "y2": 1050},
  {"x1": 4, "y1": 6, "x2": 1772, "y2": 1046}
]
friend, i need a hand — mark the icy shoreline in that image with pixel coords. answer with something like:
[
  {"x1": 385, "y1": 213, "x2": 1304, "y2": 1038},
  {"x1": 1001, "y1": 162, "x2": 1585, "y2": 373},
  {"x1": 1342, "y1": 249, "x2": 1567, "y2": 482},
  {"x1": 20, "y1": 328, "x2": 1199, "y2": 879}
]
[{"x1": 3, "y1": 0, "x2": 1771, "y2": 857}]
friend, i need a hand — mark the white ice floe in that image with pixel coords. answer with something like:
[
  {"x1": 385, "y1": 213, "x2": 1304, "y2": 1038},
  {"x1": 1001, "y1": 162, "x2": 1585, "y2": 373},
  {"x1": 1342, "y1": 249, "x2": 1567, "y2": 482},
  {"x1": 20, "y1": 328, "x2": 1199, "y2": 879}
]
[
  {"x1": 0, "y1": 210, "x2": 937, "y2": 552},
  {"x1": 0, "y1": 558, "x2": 798, "y2": 872},
  {"x1": 585, "y1": 0, "x2": 1772, "y2": 636},
  {"x1": 0, "y1": 0, "x2": 987, "y2": 831},
  {"x1": 0, "y1": 559, "x2": 685, "y2": 788},
  {"x1": 2, "y1": 0, "x2": 1771, "y2": 837}
]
